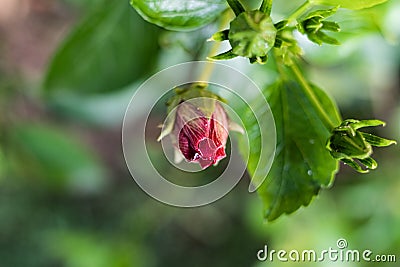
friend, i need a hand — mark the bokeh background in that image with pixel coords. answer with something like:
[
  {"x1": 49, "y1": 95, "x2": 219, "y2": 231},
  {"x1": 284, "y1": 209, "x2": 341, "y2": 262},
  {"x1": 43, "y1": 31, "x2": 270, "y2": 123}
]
[{"x1": 1, "y1": 0, "x2": 399, "y2": 266}]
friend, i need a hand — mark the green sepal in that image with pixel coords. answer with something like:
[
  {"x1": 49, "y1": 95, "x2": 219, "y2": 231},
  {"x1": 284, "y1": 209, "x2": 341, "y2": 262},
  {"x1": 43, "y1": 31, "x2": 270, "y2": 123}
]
[
  {"x1": 322, "y1": 21, "x2": 341, "y2": 32},
  {"x1": 209, "y1": 29, "x2": 230, "y2": 42},
  {"x1": 304, "y1": 31, "x2": 340, "y2": 45},
  {"x1": 274, "y1": 38, "x2": 283, "y2": 48},
  {"x1": 259, "y1": 0, "x2": 272, "y2": 14},
  {"x1": 326, "y1": 118, "x2": 396, "y2": 173},
  {"x1": 327, "y1": 128, "x2": 372, "y2": 160},
  {"x1": 274, "y1": 20, "x2": 288, "y2": 31},
  {"x1": 315, "y1": 31, "x2": 340, "y2": 45},
  {"x1": 341, "y1": 158, "x2": 369, "y2": 173},
  {"x1": 303, "y1": 7, "x2": 339, "y2": 20},
  {"x1": 208, "y1": 49, "x2": 238, "y2": 60},
  {"x1": 350, "y1": 119, "x2": 385, "y2": 129},
  {"x1": 358, "y1": 157, "x2": 378, "y2": 170},
  {"x1": 339, "y1": 156, "x2": 377, "y2": 173},
  {"x1": 361, "y1": 132, "x2": 397, "y2": 147},
  {"x1": 305, "y1": 20, "x2": 324, "y2": 33},
  {"x1": 307, "y1": 33, "x2": 323, "y2": 45},
  {"x1": 249, "y1": 55, "x2": 268, "y2": 64},
  {"x1": 166, "y1": 84, "x2": 225, "y2": 113},
  {"x1": 298, "y1": 7, "x2": 340, "y2": 45}
]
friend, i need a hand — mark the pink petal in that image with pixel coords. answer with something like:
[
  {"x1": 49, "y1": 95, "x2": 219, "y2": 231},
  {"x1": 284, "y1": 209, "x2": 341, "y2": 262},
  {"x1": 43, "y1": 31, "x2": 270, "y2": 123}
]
[
  {"x1": 197, "y1": 137, "x2": 217, "y2": 159},
  {"x1": 174, "y1": 102, "x2": 209, "y2": 151},
  {"x1": 209, "y1": 103, "x2": 229, "y2": 148},
  {"x1": 215, "y1": 147, "x2": 226, "y2": 160},
  {"x1": 173, "y1": 101, "x2": 230, "y2": 169},
  {"x1": 178, "y1": 131, "x2": 197, "y2": 161},
  {"x1": 198, "y1": 158, "x2": 213, "y2": 169}
]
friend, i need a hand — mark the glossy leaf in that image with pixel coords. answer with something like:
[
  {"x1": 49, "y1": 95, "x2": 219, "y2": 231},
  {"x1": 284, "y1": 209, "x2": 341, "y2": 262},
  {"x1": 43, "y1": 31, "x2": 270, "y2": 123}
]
[
  {"x1": 311, "y1": 0, "x2": 388, "y2": 10},
  {"x1": 130, "y1": 0, "x2": 227, "y2": 31},
  {"x1": 43, "y1": 0, "x2": 159, "y2": 95},
  {"x1": 244, "y1": 80, "x2": 341, "y2": 221}
]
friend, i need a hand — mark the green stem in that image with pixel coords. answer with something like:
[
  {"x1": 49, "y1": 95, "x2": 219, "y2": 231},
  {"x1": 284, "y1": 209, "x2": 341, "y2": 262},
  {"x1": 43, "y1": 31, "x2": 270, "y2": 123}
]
[
  {"x1": 260, "y1": 0, "x2": 273, "y2": 16},
  {"x1": 287, "y1": 1, "x2": 312, "y2": 25},
  {"x1": 199, "y1": 11, "x2": 233, "y2": 83},
  {"x1": 290, "y1": 61, "x2": 336, "y2": 131},
  {"x1": 226, "y1": 0, "x2": 245, "y2": 16}
]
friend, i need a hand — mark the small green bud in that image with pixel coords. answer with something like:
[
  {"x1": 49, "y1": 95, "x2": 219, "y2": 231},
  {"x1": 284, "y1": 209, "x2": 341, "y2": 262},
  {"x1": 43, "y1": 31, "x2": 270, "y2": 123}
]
[
  {"x1": 298, "y1": 7, "x2": 340, "y2": 46},
  {"x1": 327, "y1": 119, "x2": 396, "y2": 173},
  {"x1": 327, "y1": 126, "x2": 372, "y2": 160},
  {"x1": 228, "y1": 10, "x2": 277, "y2": 58}
]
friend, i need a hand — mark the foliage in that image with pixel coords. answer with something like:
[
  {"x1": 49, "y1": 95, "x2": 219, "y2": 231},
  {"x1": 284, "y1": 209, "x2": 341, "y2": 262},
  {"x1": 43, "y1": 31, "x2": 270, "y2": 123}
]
[
  {"x1": 44, "y1": 0, "x2": 160, "y2": 95},
  {"x1": 125, "y1": 0, "x2": 396, "y2": 220},
  {"x1": 249, "y1": 80, "x2": 341, "y2": 220},
  {"x1": 1, "y1": 0, "x2": 399, "y2": 266},
  {"x1": 130, "y1": 0, "x2": 227, "y2": 31},
  {"x1": 310, "y1": 0, "x2": 388, "y2": 10}
]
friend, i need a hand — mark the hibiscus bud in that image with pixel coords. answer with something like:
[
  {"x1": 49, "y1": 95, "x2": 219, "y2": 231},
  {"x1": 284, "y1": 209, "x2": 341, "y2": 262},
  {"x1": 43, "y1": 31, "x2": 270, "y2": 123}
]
[
  {"x1": 174, "y1": 101, "x2": 229, "y2": 168},
  {"x1": 297, "y1": 7, "x2": 340, "y2": 46},
  {"x1": 326, "y1": 119, "x2": 396, "y2": 173},
  {"x1": 158, "y1": 85, "x2": 242, "y2": 169}
]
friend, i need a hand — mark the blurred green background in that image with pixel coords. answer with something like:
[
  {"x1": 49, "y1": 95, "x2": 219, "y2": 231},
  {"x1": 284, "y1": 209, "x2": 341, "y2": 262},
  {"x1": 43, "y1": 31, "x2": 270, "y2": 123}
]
[{"x1": 1, "y1": 0, "x2": 399, "y2": 266}]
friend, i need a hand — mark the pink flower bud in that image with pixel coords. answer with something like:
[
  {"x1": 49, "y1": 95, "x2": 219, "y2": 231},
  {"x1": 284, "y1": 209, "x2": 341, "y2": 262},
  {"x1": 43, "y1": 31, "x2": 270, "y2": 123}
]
[{"x1": 173, "y1": 101, "x2": 229, "y2": 169}]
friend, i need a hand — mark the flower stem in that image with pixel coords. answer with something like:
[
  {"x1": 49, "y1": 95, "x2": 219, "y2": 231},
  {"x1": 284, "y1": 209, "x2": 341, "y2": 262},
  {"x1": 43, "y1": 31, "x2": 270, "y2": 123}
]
[
  {"x1": 260, "y1": 0, "x2": 273, "y2": 16},
  {"x1": 290, "y1": 61, "x2": 336, "y2": 131},
  {"x1": 226, "y1": 0, "x2": 245, "y2": 16},
  {"x1": 287, "y1": 1, "x2": 312, "y2": 25},
  {"x1": 198, "y1": 11, "x2": 233, "y2": 83}
]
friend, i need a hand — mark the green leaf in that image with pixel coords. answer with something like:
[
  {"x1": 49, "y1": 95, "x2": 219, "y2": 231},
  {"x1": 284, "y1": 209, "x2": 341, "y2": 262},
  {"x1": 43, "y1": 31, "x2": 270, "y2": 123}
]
[
  {"x1": 63, "y1": 0, "x2": 102, "y2": 10},
  {"x1": 245, "y1": 80, "x2": 341, "y2": 221},
  {"x1": 10, "y1": 124, "x2": 108, "y2": 193},
  {"x1": 311, "y1": 0, "x2": 387, "y2": 10},
  {"x1": 0, "y1": 147, "x2": 5, "y2": 182},
  {"x1": 130, "y1": 0, "x2": 227, "y2": 31},
  {"x1": 43, "y1": 0, "x2": 159, "y2": 95}
]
